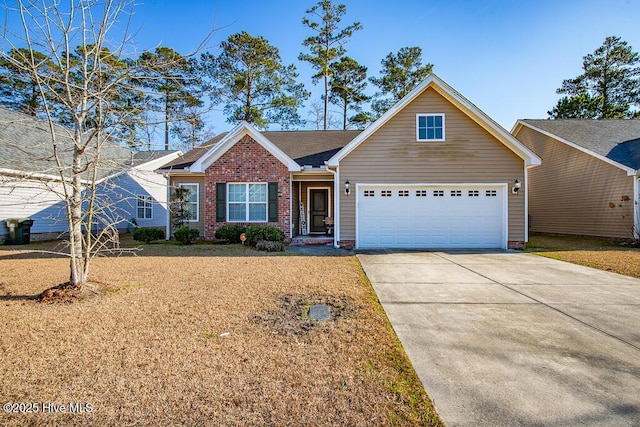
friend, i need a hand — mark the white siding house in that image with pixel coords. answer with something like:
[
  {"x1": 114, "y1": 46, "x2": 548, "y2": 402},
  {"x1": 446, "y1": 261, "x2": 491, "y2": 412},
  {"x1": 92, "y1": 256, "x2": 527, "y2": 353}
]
[{"x1": 0, "y1": 108, "x2": 180, "y2": 243}]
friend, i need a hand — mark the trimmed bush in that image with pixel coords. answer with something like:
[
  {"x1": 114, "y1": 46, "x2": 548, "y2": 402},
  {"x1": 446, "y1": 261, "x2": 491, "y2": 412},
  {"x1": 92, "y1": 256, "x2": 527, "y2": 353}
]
[
  {"x1": 132, "y1": 227, "x2": 165, "y2": 243},
  {"x1": 255, "y1": 240, "x2": 285, "y2": 252},
  {"x1": 214, "y1": 225, "x2": 247, "y2": 243},
  {"x1": 174, "y1": 226, "x2": 200, "y2": 245},
  {"x1": 245, "y1": 225, "x2": 285, "y2": 246}
]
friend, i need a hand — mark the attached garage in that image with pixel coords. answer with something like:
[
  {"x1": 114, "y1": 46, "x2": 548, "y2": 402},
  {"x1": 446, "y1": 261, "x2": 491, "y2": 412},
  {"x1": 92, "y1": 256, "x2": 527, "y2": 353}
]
[{"x1": 356, "y1": 184, "x2": 507, "y2": 249}]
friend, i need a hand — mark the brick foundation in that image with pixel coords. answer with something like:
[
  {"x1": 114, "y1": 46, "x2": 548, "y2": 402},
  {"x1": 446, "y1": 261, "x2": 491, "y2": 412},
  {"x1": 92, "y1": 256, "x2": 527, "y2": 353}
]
[
  {"x1": 338, "y1": 240, "x2": 355, "y2": 249},
  {"x1": 204, "y1": 135, "x2": 291, "y2": 239},
  {"x1": 508, "y1": 241, "x2": 525, "y2": 249}
]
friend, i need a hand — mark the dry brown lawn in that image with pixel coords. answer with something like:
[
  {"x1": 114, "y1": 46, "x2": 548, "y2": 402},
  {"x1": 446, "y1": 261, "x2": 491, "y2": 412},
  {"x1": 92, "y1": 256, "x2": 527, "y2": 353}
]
[
  {"x1": 526, "y1": 234, "x2": 640, "y2": 278},
  {"x1": 0, "y1": 238, "x2": 442, "y2": 426}
]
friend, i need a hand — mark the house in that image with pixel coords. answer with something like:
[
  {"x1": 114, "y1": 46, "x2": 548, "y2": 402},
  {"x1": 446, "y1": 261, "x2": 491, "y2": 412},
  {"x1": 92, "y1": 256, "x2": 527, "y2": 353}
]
[
  {"x1": 0, "y1": 107, "x2": 181, "y2": 242},
  {"x1": 160, "y1": 74, "x2": 541, "y2": 249},
  {"x1": 512, "y1": 119, "x2": 640, "y2": 239}
]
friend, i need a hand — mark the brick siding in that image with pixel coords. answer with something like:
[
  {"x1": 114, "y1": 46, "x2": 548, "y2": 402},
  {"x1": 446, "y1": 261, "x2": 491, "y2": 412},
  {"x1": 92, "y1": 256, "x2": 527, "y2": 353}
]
[{"x1": 204, "y1": 134, "x2": 291, "y2": 239}]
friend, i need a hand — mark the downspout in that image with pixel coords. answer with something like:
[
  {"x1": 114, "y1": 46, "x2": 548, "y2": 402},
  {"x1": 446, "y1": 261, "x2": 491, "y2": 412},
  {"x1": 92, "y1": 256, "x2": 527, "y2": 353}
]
[
  {"x1": 634, "y1": 175, "x2": 639, "y2": 240},
  {"x1": 164, "y1": 172, "x2": 171, "y2": 240},
  {"x1": 325, "y1": 164, "x2": 340, "y2": 248},
  {"x1": 524, "y1": 166, "x2": 529, "y2": 243}
]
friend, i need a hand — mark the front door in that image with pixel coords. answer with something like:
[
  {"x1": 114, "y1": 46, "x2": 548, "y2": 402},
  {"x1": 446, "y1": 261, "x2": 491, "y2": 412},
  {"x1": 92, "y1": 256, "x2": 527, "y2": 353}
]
[{"x1": 310, "y1": 189, "x2": 328, "y2": 233}]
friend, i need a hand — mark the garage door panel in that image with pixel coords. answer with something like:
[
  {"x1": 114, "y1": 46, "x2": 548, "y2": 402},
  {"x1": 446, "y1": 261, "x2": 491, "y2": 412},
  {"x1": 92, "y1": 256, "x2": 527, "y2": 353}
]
[{"x1": 357, "y1": 185, "x2": 505, "y2": 249}]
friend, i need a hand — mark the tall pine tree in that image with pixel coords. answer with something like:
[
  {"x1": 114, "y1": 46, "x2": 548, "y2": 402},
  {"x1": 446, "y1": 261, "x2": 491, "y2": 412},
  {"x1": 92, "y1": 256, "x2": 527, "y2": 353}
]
[
  {"x1": 299, "y1": 0, "x2": 361, "y2": 130},
  {"x1": 549, "y1": 36, "x2": 640, "y2": 119}
]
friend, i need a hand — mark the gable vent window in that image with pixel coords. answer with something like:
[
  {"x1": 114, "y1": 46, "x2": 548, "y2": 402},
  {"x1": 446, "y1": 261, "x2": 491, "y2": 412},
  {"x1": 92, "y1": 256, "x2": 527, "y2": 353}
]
[
  {"x1": 469, "y1": 190, "x2": 479, "y2": 197},
  {"x1": 486, "y1": 190, "x2": 497, "y2": 197},
  {"x1": 451, "y1": 190, "x2": 462, "y2": 197},
  {"x1": 433, "y1": 190, "x2": 444, "y2": 197},
  {"x1": 364, "y1": 190, "x2": 375, "y2": 197},
  {"x1": 417, "y1": 114, "x2": 445, "y2": 141},
  {"x1": 381, "y1": 190, "x2": 392, "y2": 197},
  {"x1": 416, "y1": 190, "x2": 428, "y2": 197},
  {"x1": 398, "y1": 190, "x2": 409, "y2": 197}
]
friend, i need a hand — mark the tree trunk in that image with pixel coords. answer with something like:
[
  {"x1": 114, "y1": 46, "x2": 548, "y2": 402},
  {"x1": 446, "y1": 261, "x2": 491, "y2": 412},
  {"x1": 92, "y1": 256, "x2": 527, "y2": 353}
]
[
  {"x1": 323, "y1": 72, "x2": 329, "y2": 130},
  {"x1": 164, "y1": 94, "x2": 170, "y2": 150},
  {"x1": 69, "y1": 145, "x2": 87, "y2": 289}
]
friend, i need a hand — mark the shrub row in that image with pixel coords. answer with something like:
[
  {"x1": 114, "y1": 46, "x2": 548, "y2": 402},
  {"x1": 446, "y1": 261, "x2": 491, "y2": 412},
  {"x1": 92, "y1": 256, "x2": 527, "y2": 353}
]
[
  {"x1": 132, "y1": 227, "x2": 165, "y2": 243},
  {"x1": 215, "y1": 224, "x2": 285, "y2": 247}
]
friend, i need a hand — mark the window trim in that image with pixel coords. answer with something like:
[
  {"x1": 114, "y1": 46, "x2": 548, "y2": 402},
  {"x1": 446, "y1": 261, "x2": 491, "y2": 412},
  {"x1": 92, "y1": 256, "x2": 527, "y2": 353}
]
[
  {"x1": 226, "y1": 182, "x2": 268, "y2": 223},
  {"x1": 178, "y1": 183, "x2": 199, "y2": 222},
  {"x1": 416, "y1": 113, "x2": 446, "y2": 142},
  {"x1": 136, "y1": 195, "x2": 153, "y2": 220}
]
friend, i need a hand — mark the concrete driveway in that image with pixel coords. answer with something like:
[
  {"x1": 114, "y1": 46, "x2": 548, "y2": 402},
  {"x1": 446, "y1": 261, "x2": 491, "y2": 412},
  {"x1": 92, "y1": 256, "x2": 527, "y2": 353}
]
[{"x1": 357, "y1": 250, "x2": 640, "y2": 426}]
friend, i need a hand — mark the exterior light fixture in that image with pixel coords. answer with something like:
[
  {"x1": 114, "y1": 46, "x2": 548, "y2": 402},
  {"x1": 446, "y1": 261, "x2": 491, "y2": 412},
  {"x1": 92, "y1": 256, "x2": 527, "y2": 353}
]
[
  {"x1": 344, "y1": 180, "x2": 351, "y2": 196},
  {"x1": 512, "y1": 179, "x2": 521, "y2": 195}
]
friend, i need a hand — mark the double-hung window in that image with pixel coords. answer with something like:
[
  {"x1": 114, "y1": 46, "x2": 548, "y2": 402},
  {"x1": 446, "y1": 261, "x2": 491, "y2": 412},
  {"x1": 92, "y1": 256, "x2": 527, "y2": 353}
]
[
  {"x1": 179, "y1": 183, "x2": 199, "y2": 222},
  {"x1": 416, "y1": 114, "x2": 445, "y2": 141},
  {"x1": 136, "y1": 195, "x2": 152, "y2": 219},
  {"x1": 228, "y1": 183, "x2": 268, "y2": 222}
]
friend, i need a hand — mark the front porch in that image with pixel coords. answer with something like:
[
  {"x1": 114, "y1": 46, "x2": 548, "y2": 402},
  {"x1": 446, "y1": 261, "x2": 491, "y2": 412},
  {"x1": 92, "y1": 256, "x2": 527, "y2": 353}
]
[{"x1": 292, "y1": 176, "x2": 335, "y2": 242}]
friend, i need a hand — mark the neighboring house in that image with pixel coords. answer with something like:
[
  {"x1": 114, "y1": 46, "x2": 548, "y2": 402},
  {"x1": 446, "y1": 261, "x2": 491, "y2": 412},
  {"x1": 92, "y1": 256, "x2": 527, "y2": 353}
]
[
  {"x1": 512, "y1": 119, "x2": 640, "y2": 239},
  {"x1": 160, "y1": 74, "x2": 541, "y2": 249},
  {"x1": 0, "y1": 108, "x2": 180, "y2": 242}
]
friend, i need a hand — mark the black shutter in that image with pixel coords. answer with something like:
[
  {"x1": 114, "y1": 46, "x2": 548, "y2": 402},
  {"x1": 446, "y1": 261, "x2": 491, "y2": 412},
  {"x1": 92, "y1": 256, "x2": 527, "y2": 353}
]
[
  {"x1": 216, "y1": 182, "x2": 226, "y2": 222},
  {"x1": 268, "y1": 182, "x2": 278, "y2": 222}
]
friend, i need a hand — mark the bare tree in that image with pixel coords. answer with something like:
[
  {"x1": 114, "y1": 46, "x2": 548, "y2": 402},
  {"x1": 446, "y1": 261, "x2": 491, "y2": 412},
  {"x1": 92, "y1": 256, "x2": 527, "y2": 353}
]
[{"x1": 0, "y1": 0, "x2": 145, "y2": 289}]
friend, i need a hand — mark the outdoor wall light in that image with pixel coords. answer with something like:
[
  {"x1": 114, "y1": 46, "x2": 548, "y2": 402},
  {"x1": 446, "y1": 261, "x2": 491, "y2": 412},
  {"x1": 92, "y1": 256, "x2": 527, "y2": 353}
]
[
  {"x1": 512, "y1": 179, "x2": 521, "y2": 195},
  {"x1": 344, "y1": 180, "x2": 351, "y2": 196}
]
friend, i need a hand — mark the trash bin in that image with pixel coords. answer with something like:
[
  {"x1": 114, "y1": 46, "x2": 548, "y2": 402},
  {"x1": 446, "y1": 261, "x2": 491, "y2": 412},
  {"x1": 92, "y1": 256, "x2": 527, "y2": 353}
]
[{"x1": 4, "y1": 218, "x2": 34, "y2": 245}]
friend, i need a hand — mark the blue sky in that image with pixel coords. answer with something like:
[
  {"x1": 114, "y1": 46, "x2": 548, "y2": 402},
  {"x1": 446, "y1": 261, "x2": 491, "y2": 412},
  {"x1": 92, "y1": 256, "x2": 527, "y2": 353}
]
[{"x1": 8, "y1": 0, "x2": 640, "y2": 140}]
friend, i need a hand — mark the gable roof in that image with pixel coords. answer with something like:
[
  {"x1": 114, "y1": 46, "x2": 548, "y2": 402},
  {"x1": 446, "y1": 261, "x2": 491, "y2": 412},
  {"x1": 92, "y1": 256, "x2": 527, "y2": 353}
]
[
  {"x1": 327, "y1": 73, "x2": 541, "y2": 167},
  {"x1": 0, "y1": 107, "x2": 177, "y2": 181},
  {"x1": 516, "y1": 119, "x2": 640, "y2": 172},
  {"x1": 161, "y1": 127, "x2": 361, "y2": 171},
  {"x1": 189, "y1": 122, "x2": 302, "y2": 172}
]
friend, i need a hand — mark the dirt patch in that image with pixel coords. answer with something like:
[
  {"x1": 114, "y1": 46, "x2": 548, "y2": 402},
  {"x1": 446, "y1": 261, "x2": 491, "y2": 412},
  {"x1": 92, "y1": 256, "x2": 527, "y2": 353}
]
[{"x1": 252, "y1": 293, "x2": 356, "y2": 337}]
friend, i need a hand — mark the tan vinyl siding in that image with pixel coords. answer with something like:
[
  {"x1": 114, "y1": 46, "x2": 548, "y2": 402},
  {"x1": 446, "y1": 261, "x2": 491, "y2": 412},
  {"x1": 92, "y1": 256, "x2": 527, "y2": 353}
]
[
  {"x1": 515, "y1": 126, "x2": 634, "y2": 238},
  {"x1": 169, "y1": 175, "x2": 205, "y2": 236},
  {"x1": 339, "y1": 87, "x2": 525, "y2": 242}
]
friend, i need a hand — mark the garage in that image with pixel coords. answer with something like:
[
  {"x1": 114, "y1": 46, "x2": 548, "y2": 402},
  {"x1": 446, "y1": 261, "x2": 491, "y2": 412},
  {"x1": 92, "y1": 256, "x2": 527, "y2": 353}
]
[{"x1": 357, "y1": 184, "x2": 507, "y2": 249}]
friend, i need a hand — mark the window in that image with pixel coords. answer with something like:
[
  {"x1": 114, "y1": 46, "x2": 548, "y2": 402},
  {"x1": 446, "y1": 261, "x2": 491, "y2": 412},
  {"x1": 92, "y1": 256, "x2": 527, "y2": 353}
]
[
  {"x1": 381, "y1": 190, "x2": 392, "y2": 197},
  {"x1": 451, "y1": 190, "x2": 462, "y2": 197},
  {"x1": 364, "y1": 190, "x2": 375, "y2": 197},
  {"x1": 228, "y1": 183, "x2": 268, "y2": 222},
  {"x1": 416, "y1": 190, "x2": 427, "y2": 197},
  {"x1": 468, "y1": 190, "x2": 479, "y2": 197},
  {"x1": 486, "y1": 190, "x2": 497, "y2": 197},
  {"x1": 398, "y1": 190, "x2": 409, "y2": 197},
  {"x1": 417, "y1": 114, "x2": 445, "y2": 141},
  {"x1": 137, "y1": 195, "x2": 152, "y2": 219},
  {"x1": 433, "y1": 190, "x2": 444, "y2": 197},
  {"x1": 179, "y1": 183, "x2": 199, "y2": 222}
]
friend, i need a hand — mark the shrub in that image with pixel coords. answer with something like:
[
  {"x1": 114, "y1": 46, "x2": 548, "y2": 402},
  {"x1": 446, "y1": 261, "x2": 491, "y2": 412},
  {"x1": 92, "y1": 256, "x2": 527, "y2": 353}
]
[
  {"x1": 132, "y1": 227, "x2": 165, "y2": 243},
  {"x1": 256, "y1": 240, "x2": 285, "y2": 252},
  {"x1": 174, "y1": 226, "x2": 200, "y2": 245},
  {"x1": 214, "y1": 225, "x2": 247, "y2": 243},
  {"x1": 245, "y1": 225, "x2": 285, "y2": 246}
]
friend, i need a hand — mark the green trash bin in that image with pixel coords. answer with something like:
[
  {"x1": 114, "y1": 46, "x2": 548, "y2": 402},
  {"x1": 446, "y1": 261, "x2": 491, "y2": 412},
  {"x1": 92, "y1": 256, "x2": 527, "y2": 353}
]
[{"x1": 5, "y1": 218, "x2": 33, "y2": 245}]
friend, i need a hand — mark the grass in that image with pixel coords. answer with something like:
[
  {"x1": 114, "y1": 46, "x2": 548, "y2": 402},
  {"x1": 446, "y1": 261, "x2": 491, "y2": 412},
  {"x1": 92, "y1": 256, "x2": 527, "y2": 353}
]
[
  {"x1": 525, "y1": 234, "x2": 640, "y2": 278},
  {"x1": 0, "y1": 236, "x2": 442, "y2": 426}
]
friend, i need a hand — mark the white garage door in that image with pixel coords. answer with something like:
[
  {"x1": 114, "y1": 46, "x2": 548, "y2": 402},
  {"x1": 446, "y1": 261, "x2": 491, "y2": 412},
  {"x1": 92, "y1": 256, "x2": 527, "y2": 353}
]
[{"x1": 357, "y1": 184, "x2": 506, "y2": 249}]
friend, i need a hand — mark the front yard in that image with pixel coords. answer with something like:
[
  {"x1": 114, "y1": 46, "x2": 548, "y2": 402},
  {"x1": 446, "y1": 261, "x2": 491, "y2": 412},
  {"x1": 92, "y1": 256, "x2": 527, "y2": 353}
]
[
  {"x1": 525, "y1": 234, "x2": 640, "y2": 278},
  {"x1": 0, "y1": 239, "x2": 442, "y2": 426}
]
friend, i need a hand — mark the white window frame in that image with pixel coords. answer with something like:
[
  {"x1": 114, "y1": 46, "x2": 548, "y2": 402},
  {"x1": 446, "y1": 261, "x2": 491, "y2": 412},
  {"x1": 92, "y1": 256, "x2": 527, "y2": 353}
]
[
  {"x1": 416, "y1": 113, "x2": 445, "y2": 142},
  {"x1": 178, "y1": 183, "x2": 199, "y2": 222},
  {"x1": 227, "y1": 182, "x2": 268, "y2": 223},
  {"x1": 136, "y1": 195, "x2": 153, "y2": 220}
]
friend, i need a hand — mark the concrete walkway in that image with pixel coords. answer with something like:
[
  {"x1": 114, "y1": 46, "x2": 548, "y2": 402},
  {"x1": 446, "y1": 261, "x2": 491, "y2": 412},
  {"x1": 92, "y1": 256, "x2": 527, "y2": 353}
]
[{"x1": 357, "y1": 250, "x2": 640, "y2": 426}]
